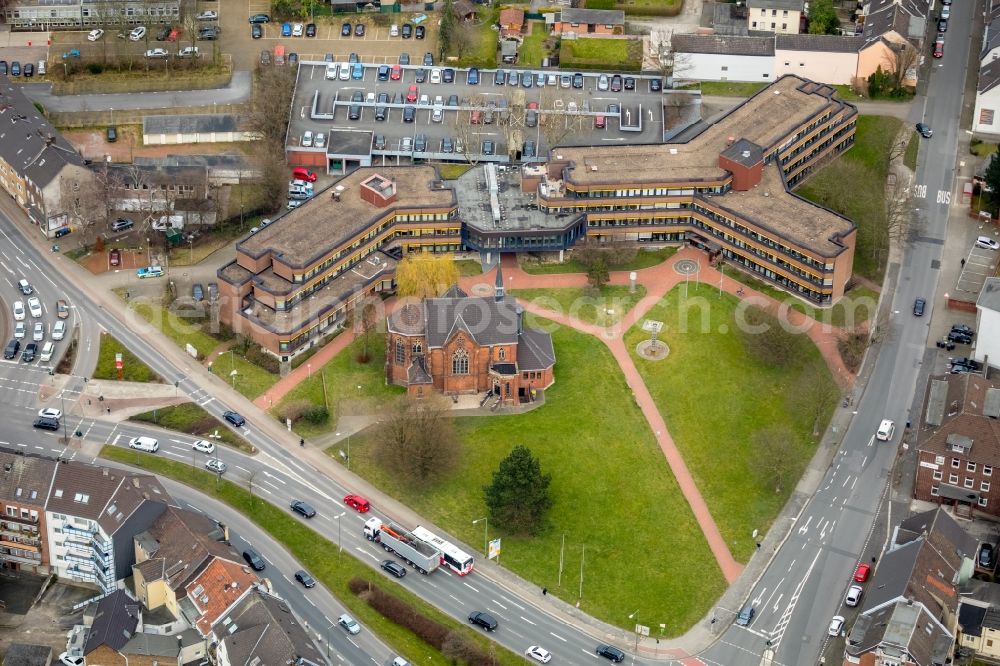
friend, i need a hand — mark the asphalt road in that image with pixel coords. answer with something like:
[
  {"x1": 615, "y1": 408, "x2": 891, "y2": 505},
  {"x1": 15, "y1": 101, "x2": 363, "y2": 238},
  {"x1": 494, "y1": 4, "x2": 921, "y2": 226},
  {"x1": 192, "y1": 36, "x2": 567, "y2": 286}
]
[
  {"x1": 0, "y1": 208, "x2": 646, "y2": 664},
  {"x1": 698, "y1": 3, "x2": 974, "y2": 665}
]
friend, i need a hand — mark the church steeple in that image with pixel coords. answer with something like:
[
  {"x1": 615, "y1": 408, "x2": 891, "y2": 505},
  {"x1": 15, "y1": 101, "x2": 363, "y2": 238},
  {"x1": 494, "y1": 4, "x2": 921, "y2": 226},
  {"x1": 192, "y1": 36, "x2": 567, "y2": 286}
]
[{"x1": 494, "y1": 262, "x2": 505, "y2": 302}]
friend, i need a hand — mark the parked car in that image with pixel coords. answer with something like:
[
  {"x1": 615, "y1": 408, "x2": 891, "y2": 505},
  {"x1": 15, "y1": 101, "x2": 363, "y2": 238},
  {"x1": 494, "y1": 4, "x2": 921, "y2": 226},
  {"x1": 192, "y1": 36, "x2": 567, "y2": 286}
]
[
  {"x1": 976, "y1": 235, "x2": 1000, "y2": 250},
  {"x1": 249, "y1": 13, "x2": 270, "y2": 23},
  {"x1": 415, "y1": 25, "x2": 425, "y2": 39},
  {"x1": 192, "y1": 283, "x2": 204, "y2": 301},
  {"x1": 87, "y1": 29, "x2": 105, "y2": 41},
  {"x1": 951, "y1": 324, "x2": 975, "y2": 336},
  {"x1": 876, "y1": 419, "x2": 895, "y2": 441},
  {"x1": 136, "y1": 266, "x2": 164, "y2": 279},
  {"x1": 828, "y1": 615, "x2": 845, "y2": 636},
  {"x1": 292, "y1": 23, "x2": 303, "y2": 37},
  {"x1": 948, "y1": 330, "x2": 973, "y2": 344},
  {"x1": 295, "y1": 570, "x2": 316, "y2": 587},
  {"x1": 109, "y1": 248, "x2": 121, "y2": 267},
  {"x1": 845, "y1": 584, "x2": 863, "y2": 607},
  {"x1": 341, "y1": 22, "x2": 352, "y2": 36},
  {"x1": 145, "y1": 48, "x2": 169, "y2": 59},
  {"x1": 252, "y1": 24, "x2": 263, "y2": 39},
  {"x1": 155, "y1": 25, "x2": 171, "y2": 40},
  {"x1": 306, "y1": 23, "x2": 316, "y2": 37},
  {"x1": 129, "y1": 26, "x2": 147, "y2": 41},
  {"x1": 3, "y1": 340, "x2": 19, "y2": 360},
  {"x1": 27, "y1": 297, "x2": 42, "y2": 318},
  {"x1": 916, "y1": 122, "x2": 933, "y2": 138},
  {"x1": 355, "y1": 23, "x2": 365, "y2": 36},
  {"x1": 854, "y1": 563, "x2": 871, "y2": 582},
  {"x1": 205, "y1": 458, "x2": 227, "y2": 474},
  {"x1": 52, "y1": 320, "x2": 66, "y2": 341},
  {"x1": 932, "y1": 36, "x2": 944, "y2": 58},
  {"x1": 292, "y1": 167, "x2": 317, "y2": 182},
  {"x1": 981, "y1": 542, "x2": 995, "y2": 568},
  {"x1": 912, "y1": 297, "x2": 926, "y2": 316},
  {"x1": 197, "y1": 10, "x2": 218, "y2": 20}
]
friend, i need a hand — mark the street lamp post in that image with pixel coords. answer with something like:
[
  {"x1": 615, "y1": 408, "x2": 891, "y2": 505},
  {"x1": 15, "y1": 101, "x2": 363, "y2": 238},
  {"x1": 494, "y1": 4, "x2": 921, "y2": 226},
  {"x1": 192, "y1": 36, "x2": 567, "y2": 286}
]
[
  {"x1": 60, "y1": 392, "x2": 68, "y2": 444},
  {"x1": 325, "y1": 622, "x2": 337, "y2": 659},
  {"x1": 336, "y1": 431, "x2": 350, "y2": 470},
  {"x1": 472, "y1": 516, "x2": 488, "y2": 558},
  {"x1": 628, "y1": 609, "x2": 641, "y2": 652}
]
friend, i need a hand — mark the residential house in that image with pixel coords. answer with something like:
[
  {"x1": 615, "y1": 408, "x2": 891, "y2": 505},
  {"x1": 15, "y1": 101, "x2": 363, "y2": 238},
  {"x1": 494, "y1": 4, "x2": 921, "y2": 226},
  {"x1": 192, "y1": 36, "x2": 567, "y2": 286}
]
[
  {"x1": 552, "y1": 8, "x2": 625, "y2": 35},
  {"x1": 975, "y1": 278, "x2": 1000, "y2": 368},
  {"x1": 0, "y1": 76, "x2": 94, "y2": 238},
  {"x1": 0, "y1": 449, "x2": 55, "y2": 574},
  {"x1": 844, "y1": 508, "x2": 976, "y2": 665},
  {"x1": 79, "y1": 589, "x2": 141, "y2": 665},
  {"x1": 45, "y1": 461, "x2": 169, "y2": 594},
  {"x1": 957, "y1": 581, "x2": 1000, "y2": 661},
  {"x1": 452, "y1": 0, "x2": 478, "y2": 22},
  {"x1": 747, "y1": 0, "x2": 803, "y2": 34},
  {"x1": 211, "y1": 587, "x2": 325, "y2": 666},
  {"x1": 186, "y1": 557, "x2": 260, "y2": 637},
  {"x1": 499, "y1": 7, "x2": 525, "y2": 39},
  {"x1": 386, "y1": 267, "x2": 556, "y2": 404},
  {"x1": 855, "y1": 0, "x2": 929, "y2": 83},
  {"x1": 2, "y1": 0, "x2": 179, "y2": 30},
  {"x1": 671, "y1": 34, "x2": 776, "y2": 82},
  {"x1": 974, "y1": 0, "x2": 1000, "y2": 136},
  {"x1": 913, "y1": 374, "x2": 1000, "y2": 517},
  {"x1": 96, "y1": 162, "x2": 216, "y2": 227},
  {"x1": 775, "y1": 34, "x2": 865, "y2": 85},
  {"x1": 131, "y1": 506, "x2": 238, "y2": 621}
]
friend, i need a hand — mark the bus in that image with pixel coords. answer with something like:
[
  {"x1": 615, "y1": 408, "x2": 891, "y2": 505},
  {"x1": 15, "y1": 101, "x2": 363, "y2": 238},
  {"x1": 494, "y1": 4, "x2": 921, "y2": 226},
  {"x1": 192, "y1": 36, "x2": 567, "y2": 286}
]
[{"x1": 411, "y1": 526, "x2": 474, "y2": 575}]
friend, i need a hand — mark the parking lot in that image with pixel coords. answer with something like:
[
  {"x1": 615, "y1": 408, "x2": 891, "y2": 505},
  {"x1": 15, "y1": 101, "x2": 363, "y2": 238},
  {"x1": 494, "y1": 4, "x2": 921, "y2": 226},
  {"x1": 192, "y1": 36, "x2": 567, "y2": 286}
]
[{"x1": 287, "y1": 62, "x2": 667, "y2": 166}]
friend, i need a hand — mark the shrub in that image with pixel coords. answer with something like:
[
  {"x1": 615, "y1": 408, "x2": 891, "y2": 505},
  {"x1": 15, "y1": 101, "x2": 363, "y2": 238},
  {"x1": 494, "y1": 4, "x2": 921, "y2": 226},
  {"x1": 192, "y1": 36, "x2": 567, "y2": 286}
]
[
  {"x1": 301, "y1": 405, "x2": 329, "y2": 425},
  {"x1": 277, "y1": 399, "x2": 313, "y2": 423},
  {"x1": 87, "y1": 63, "x2": 104, "y2": 75},
  {"x1": 838, "y1": 328, "x2": 868, "y2": 373}
]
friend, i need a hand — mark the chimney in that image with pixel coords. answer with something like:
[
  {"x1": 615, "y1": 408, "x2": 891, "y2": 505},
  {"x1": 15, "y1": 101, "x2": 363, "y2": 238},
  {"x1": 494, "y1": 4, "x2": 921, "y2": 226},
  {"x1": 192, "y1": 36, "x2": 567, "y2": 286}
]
[{"x1": 103, "y1": 468, "x2": 109, "y2": 477}]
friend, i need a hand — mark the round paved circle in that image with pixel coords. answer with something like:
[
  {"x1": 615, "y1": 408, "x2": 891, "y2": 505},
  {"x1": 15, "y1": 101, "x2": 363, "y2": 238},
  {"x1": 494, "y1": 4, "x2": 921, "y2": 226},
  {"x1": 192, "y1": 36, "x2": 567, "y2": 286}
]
[
  {"x1": 674, "y1": 259, "x2": 700, "y2": 276},
  {"x1": 636, "y1": 339, "x2": 669, "y2": 361}
]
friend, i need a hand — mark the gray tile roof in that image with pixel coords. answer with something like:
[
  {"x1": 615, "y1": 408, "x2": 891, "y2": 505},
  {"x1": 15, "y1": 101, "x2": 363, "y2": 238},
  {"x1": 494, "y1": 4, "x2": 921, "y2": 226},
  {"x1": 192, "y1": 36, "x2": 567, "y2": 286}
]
[
  {"x1": 959, "y1": 602, "x2": 988, "y2": 637},
  {"x1": 517, "y1": 327, "x2": 556, "y2": 371},
  {"x1": 721, "y1": 138, "x2": 763, "y2": 167},
  {"x1": 424, "y1": 297, "x2": 521, "y2": 349},
  {"x1": 120, "y1": 632, "x2": 181, "y2": 657},
  {"x1": 386, "y1": 303, "x2": 426, "y2": 336},
  {"x1": 83, "y1": 590, "x2": 140, "y2": 654},
  {"x1": 143, "y1": 114, "x2": 240, "y2": 136},
  {"x1": 861, "y1": 0, "x2": 928, "y2": 45},
  {"x1": 747, "y1": 0, "x2": 803, "y2": 10},
  {"x1": 560, "y1": 7, "x2": 625, "y2": 24},
  {"x1": 0, "y1": 76, "x2": 86, "y2": 189},
  {"x1": 407, "y1": 356, "x2": 433, "y2": 384},
  {"x1": 980, "y1": 59, "x2": 1000, "y2": 96},
  {"x1": 0, "y1": 448, "x2": 56, "y2": 506},
  {"x1": 213, "y1": 588, "x2": 325, "y2": 666},
  {"x1": 47, "y1": 460, "x2": 168, "y2": 534},
  {"x1": 3, "y1": 642, "x2": 53, "y2": 666},
  {"x1": 671, "y1": 34, "x2": 775, "y2": 57},
  {"x1": 775, "y1": 33, "x2": 866, "y2": 52},
  {"x1": 133, "y1": 506, "x2": 235, "y2": 593}
]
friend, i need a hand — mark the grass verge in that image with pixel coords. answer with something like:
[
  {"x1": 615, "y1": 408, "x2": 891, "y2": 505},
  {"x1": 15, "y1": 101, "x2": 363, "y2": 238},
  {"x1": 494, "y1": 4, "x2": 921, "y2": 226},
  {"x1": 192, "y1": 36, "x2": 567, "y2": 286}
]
[
  {"x1": 455, "y1": 259, "x2": 484, "y2": 276},
  {"x1": 624, "y1": 283, "x2": 838, "y2": 562},
  {"x1": 130, "y1": 402, "x2": 256, "y2": 454},
  {"x1": 94, "y1": 331, "x2": 162, "y2": 383},
  {"x1": 904, "y1": 131, "x2": 919, "y2": 170},
  {"x1": 559, "y1": 38, "x2": 642, "y2": 71},
  {"x1": 723, "y1": 269, "x2": 878, "y2": 327},
  {"x1": 699, "y1": 81, "x2": 767, "y2": 97},
  {"x1": 510, "y1": 285, "x2": 647, "y2": 326},
  {"x1": 438, "y1": 164, "x2": 474, "y2": 180},
  {"x1": 518, "y1": 23, "x2": 549, "y2": 67},
  {"x1": 334, "y1": 321, "x2": 725, "y2": 633},
  {"x1": 98, "y1": 446, "x2": 523, "y2": 665},
  {"x1": 519, "y1": 247, "x2": 676, "y2": 275},
  {"x1": 274, "y1": 335, "x2": 405, "y2": 439}
]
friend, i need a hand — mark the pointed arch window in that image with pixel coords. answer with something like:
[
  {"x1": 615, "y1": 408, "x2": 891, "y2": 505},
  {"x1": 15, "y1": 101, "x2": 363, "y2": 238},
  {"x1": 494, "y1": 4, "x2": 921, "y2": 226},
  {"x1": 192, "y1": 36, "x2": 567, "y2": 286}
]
[
  {"x1": 452, "y1": 348, "x2": 469, "y2": 375},
  {"x1": 395, "y1": 339, "x2": 405, "y2": 364}
]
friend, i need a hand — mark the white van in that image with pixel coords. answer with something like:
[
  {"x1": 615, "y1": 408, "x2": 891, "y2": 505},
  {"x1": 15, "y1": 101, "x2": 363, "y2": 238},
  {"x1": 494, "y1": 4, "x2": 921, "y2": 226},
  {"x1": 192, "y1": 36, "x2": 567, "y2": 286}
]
[
  {"x1": 39, "y1": 341, "x2": 54, "y2": 363},
  {"x1": 37, "y1": 60, "x2": 46, "y2": 76},
  {"x1": 152, "y1": 215, "x2": 184, "y2": 231},
  {"x1": 128, "y1": 436, "x2": 159, "y2": 452}
]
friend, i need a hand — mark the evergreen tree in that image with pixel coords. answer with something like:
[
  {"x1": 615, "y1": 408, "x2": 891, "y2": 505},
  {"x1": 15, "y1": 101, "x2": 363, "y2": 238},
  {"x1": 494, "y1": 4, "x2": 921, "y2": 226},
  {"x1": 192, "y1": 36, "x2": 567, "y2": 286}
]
[
  {"x1": 807, "y1": 0, "x2": 841, "y2": 35},
  {"x1": 483, "y1": 446, "x2": 553, "y2": 536}
]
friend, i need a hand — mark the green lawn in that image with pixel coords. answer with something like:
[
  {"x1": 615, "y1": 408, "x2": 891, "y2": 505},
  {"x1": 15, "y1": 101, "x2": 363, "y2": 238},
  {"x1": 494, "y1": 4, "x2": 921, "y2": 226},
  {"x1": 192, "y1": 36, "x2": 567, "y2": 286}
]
[
  {"x1": 699, "y1": 81, "x2": 767, "y2": 97},
  {"x1": 560, "y1": 38, "x2": 642, "y2": 71},
  {"x1": 334, "y1": 322, "x2": 726, "y2": 633},
  {"x1": 904, "y1": 131, "x2": 919, "y2": 170},
  {"x1": 130, "y1": 402, "x2": 255, "y2": 454},
  {"x1": 624, "y1": 283, "x2": 838, "y2": 562},
  {"x1": 971, "y1": 140, "x2": 998, "y2": 158},
  {"x1": 98, "y1": 446, "x2": 524, "y2": 666},
  {"x1": 438, "y1": 164, "x2": 474, "y2": 180},
  {"x1": 93, "y1": 331, "x2": 162, "y2": 382},
  {"x1": 126, "y1": 298, "x2": 278, "y2": 400},
  {"x1": 275, "y1": 335, "x2": 405, "y2": 438},
  {"x1": 456, "y1": 6, "x2": 499, "y2": 68},
  {"x1": 510, "y1": 285, "x2": 647, "y2": 326},
  {"x1": 455, "y1": 259, "x2": 484, "y2": 276},
  {"x1": 723, "y1": 270, "x2": 879, "y2": 327},
  {"x1": 518, "y1": 23, "x2": 549, "y2": 67},
  {"x1": 796, "y1": 115, "x2": 902, "y2": 281},
  {"x1": 519, "y1": 247, "x2": 677, "y2": 275}
]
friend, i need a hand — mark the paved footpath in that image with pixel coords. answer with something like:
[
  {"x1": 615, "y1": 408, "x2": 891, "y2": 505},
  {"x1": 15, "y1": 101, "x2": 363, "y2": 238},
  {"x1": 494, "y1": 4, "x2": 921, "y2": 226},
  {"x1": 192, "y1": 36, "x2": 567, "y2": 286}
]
[{"x1": 456, "y1": 249, "x2": 857, "y2": 585}]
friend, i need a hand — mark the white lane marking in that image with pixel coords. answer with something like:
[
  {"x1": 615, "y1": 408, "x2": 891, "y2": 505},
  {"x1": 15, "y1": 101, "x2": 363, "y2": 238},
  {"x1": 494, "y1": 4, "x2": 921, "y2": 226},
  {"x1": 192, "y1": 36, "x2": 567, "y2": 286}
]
[
  {"x1": 463, "y1": 581, "x2": 480, "y2": 593},
  {"x1": 549, "y1": 632, "x2": 567, "y2": 642}
]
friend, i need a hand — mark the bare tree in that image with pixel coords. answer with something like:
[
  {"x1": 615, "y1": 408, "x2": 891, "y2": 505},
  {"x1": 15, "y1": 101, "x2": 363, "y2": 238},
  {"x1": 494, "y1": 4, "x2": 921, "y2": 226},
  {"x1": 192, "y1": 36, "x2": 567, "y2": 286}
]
[
  {"x1": 748, "y1": 425, "x2": 801, "y2": 493},
  {"x1": 538, "y1": 86, "x2": 585, "y2": 150},
  {"x1": 246, "y1": 468, "x2": 258, "y2": 507},
  {"x1": 92, "y1": 163, "x2": 125, "y2": 229},
  {"x1": 888, "y1": 41, "x2": 918, "y2": 91},
  {"x1": 451, "y1": 22, "x2": 477, "y2": 60},
  {"x1": 371, "y1": 395, "x2": 462, "y2": 485}
]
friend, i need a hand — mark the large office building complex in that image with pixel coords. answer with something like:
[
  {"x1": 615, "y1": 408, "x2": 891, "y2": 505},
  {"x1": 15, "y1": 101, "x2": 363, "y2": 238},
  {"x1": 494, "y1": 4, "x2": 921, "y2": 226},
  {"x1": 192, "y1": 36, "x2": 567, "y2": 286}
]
[{"x1": 220, "y1": 75, "x2": 857, "y2": 359}]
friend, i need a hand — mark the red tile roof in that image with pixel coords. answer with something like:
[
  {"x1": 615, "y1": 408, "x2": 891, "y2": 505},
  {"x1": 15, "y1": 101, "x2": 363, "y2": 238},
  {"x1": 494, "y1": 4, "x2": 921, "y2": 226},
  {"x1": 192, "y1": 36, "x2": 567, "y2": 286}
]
[{"x1": 189, "y1": 558, "x2": 259, "y2": 636}]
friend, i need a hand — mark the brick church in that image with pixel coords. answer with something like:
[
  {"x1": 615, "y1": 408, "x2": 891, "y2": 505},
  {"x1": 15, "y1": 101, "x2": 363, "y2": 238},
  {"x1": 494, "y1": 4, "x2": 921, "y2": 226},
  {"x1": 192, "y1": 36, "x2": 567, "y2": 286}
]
[{"x1": 385, "y1": 265, "x2": 556, "y2": 404}]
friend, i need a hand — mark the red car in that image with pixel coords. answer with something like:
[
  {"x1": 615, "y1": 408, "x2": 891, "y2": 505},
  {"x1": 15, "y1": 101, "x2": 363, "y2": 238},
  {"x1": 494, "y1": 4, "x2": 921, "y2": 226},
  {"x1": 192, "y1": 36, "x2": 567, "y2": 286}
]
[
  {"x1": 406, "y1": 84, "x2": 418, "y2": 103},
  {"x1": 343, "y1": 494, "x2": 370, "y2": 512},
  {"x1": 390, "y1": 64, "x2": 402, "y2": 81},
  {"x1": 109, "y1": 248, "x2": 121, "y2": 267},
  {"x1": 854, "y1": 563, "x2": 871, "y2": 582},
  {"x1": 292, "y1": 167, "x2": 317, "y2": 182},
  {"x1": 932, "y1": 37, "x2": 944, "y2": 58}
]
